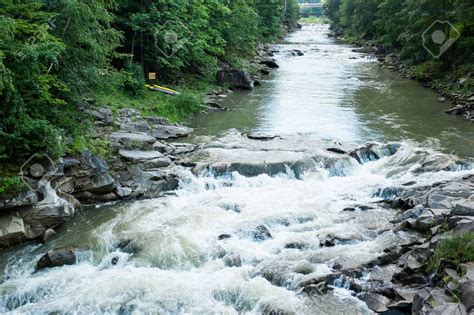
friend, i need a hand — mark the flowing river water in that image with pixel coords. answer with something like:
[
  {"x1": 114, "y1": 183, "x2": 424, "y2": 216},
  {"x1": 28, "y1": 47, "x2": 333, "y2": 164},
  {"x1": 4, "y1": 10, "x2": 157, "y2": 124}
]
[{"x1": 0, "y1": 24, "x2": 473, "y2": 314}]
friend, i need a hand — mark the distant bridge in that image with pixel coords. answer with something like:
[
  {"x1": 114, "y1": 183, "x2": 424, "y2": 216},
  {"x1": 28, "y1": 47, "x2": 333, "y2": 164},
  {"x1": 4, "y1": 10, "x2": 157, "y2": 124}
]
[
  {"x1": 299, "y1": 2, "x2": 324, "y2": 16},
  {"x1": 298, "y1": 3, "x2": 324, "y2": 9}
]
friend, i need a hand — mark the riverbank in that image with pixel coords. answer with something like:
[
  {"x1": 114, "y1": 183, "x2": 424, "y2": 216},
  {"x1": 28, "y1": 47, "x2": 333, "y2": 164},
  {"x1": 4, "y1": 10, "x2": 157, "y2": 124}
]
[
  {"x1": 329, "y1": 25, "x2": 474, "y2": 123},
  {"x1": 0, "y1": 33, "x2": 285, "y2": 248}
]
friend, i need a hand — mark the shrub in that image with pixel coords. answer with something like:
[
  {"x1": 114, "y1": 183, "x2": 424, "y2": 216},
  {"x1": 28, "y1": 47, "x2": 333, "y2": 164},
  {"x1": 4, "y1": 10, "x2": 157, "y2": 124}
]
[{"x1": 428, "y1": 233, "x2": 474, "y2": 274}]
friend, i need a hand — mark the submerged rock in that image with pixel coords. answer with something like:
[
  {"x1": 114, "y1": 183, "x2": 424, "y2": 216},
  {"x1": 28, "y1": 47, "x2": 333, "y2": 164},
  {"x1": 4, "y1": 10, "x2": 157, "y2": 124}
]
[
  {"x1": 253, "y1": 225, "x2": 272, "y2": 241},
  {"x1": 36, "y1": 248, "x2": 76, "y2": 270}
]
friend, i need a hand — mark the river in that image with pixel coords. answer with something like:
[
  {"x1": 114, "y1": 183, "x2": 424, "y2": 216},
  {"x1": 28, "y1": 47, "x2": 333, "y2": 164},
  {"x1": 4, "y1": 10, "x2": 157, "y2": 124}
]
[{"x1": 0, "y1": 24, "x2": 473, "y2": 314}]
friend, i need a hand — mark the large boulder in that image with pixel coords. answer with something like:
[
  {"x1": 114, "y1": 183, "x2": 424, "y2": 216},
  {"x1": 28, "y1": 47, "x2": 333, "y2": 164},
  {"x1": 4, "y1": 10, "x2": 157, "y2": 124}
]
[
  {"x1": 36, "y1": 248, "x2": 76, "y2": 270},
  {"x1": 216, "y1": 69, "x2": 254, "y2": 90}
]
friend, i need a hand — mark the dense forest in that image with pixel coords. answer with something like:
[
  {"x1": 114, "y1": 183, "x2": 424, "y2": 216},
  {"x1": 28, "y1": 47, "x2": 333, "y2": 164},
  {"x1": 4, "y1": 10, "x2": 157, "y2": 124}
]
[
  {"x1": 324, "y1": 0, "x2": 474, "y2": 96},
  {"x1": 0, "y1": 0, "x2": 299, "y2": 163}
]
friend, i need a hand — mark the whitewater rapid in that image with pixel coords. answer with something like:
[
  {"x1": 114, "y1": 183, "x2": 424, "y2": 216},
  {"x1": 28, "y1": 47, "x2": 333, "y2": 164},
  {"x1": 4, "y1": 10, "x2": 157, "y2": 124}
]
[{"x1": 1, "y1": 131, "x2": 473, "y2": 314}]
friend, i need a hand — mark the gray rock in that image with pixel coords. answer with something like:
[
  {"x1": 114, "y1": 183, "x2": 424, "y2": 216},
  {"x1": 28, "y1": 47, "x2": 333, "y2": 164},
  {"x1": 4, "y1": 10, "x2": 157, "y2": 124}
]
[
  {"x1": 84, "y1": 107, "x2": 113, "y2": 124},
  {"x1": 359, "y1": 292, "x2": 390, "y2": 313},
  {"x1": 115, "y1": 186, "x2": 132, "y2": 198},
  {"x1": 260, "y1": 58, "x2": 279, "y2": 68},
  {"x1": 0, "y1": 191, "x2": 39, "y2": 211},
  {"x1": 42, "y1": 228, "x2": 56, "y2": 242},
  {"x1": 120, "y1": 121, "x2": 150, "y2": 133},
  {"x1": 119, "y1": 150, "x2": 166, "y2": 163},
  {"x1": 83, "y1": 173, "x2": 116, "y2": 194},
  {"x1": 53, "y1": 176, "x2": 75, "y2": 194},
  {"x1": 216, "y1": 69, "x2": 254, "y2": 89},
  {"x1": 36, "y1": 248, "x2": 76, "y2": 270},
  {"x1": 253, "y1": 225, "x2": 272, "y2": 241},
  {"x1": 110, "y1": 132, "x2": 156, "y2": 149},
  {"x1": 445, "y1": 105, "x2": 467, "y2": 115},
  {"x1": 150, "y1": 125, "x2": 193, "y2": 140},
  {"x1": 452, "y1": 200, "x2": 474, "y2": 216},
  {"x1": 146, "y1": 116, "x2": 170, "y2": 125},
  {"x1": 460, "y1": 281, "x2": 474, "y2": 312},
  {"x1": 0, "y1": 215, "x2": 27, "y2": 246},
  {"x1": 142, "y1": 157, "x2": 173, "y2": 169},
  {"x1": 152, "y1": 141, "x2": 174, "y2": 154},
  {"x1": 119, "y1": 108, "x2": 141, "y2": 118},
  {"x1": 169, "y1": 143, "x2": 197, "y2": 155}
]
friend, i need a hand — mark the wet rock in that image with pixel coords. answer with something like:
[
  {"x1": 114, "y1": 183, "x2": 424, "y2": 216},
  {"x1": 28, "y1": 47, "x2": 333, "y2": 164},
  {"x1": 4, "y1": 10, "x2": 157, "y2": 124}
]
[
  {"x1": 42, "y1": 228, "x2": 56, "y2": 242},
  {"x1": 253, "y1": 225, "x2": 272, "y2": 241},
  {"x1": 222, "y1": 203, "x2": 241, "y2": 213},
  {"x1": 260, "y1": 58, "x2": 279, "y2": 68},
  {"x1": 284, "y1": 242, "x2": 308, "y2": 250},
  {"x1": 359, "y1": 292, "x2": 390, "y2": 313},
  {"x1": 119, "y1": 150, "x2": 166, "y2": 163},
  {"x1": 111, "y1": 256, "x2": 119, "y2": 265},
  {"x1": 116, "y1": 239, "x2": 140, "y2": 255},
  {"x1": 246, "y1": 133, "x2": 278, "y2": 141},
  {"x1": 438, "y1": 97, "x2": 446, "y2": 103},
  {"x1": 320, "y1": 235, "x2": 354, "y2": 247},
  {"x1": 216, "y1": 69, "x2": 254, "y2": 90},
  {"x1": 445, "y1": 105, "x2": 467, "y2": 115},
  {"x1": 292, "y1": 49, "x2": 304, "y2": 56},
  {"x1": 150, "y1": 124, "x2": 193, "y2": 140},
  {"x1": 343, "y1": 207, "x2": 356, "y2": 212},
  {"x1": 36, "y1": 248, "x2": 76, "y2": 270},
  {"x1": 223, "y1": 254, "x2": 242, "y2": 267},
  {"x1": 259, "y1": 68, "x2": 271, "y2": 75},
  {"x1": 327, "y1": 148, "x2": 346, "y2": 154},
  {"x1": 350, "y1": 144, "x2": 380, "y2": 164},
  {"x1": 218, "y1": 234, "x2": 232, "y2": 240}
]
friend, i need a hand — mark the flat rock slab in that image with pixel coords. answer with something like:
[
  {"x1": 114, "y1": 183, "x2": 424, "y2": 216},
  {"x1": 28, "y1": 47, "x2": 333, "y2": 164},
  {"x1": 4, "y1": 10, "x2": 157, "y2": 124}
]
[
  {"x1": 119, "y1": 150, "x2": 165, "y2": 163},
  {"x1": 150, "y1": 125, "x2": 193, "y2": 140},
  {"x1": 110, "y1": 132, "x2": 156, "y2": 144}
]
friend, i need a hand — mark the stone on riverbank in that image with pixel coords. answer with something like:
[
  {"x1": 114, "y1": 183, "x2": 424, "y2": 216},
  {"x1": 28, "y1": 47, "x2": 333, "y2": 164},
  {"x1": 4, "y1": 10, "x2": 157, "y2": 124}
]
[{"x1": 216, "y1": 69, "x2": 255, "y2": 90}]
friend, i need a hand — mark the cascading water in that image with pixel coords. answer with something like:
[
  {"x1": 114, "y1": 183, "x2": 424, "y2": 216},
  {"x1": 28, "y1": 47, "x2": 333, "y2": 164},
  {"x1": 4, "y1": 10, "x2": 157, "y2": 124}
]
[
  {"x1": 1, "y1": 132, "x2": 472, "y2": 314},
  {"x1": 0, "y1": 24, "x2": 473, "y2": 314}
]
